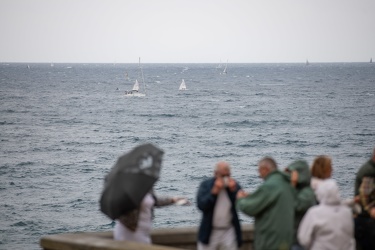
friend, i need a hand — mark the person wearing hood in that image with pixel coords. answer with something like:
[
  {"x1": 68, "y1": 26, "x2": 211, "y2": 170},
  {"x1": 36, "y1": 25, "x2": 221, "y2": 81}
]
[
  {"x1": 297, "y1": 179, "x2": 355, "y2": 250},
  {"x1": 285, "y1": 160, "x2": 316, "y2": 250}
]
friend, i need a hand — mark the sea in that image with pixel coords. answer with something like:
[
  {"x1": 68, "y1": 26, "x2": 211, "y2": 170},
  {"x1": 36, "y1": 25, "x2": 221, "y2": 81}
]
[{"x1": 1, "y1": 62, "x2": 374, "y2": 249}]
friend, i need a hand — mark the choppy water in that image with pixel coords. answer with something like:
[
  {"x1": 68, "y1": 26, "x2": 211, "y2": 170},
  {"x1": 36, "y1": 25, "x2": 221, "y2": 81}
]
[{"x1": 1, "y1": 62, "x2": 374, "y2": 249}]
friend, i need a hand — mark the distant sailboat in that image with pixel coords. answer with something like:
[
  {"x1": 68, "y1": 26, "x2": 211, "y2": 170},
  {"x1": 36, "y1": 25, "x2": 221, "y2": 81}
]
[
  {"x1": 221, "y1": 60, "x2": 228, "y2": 74},
  {"x1": 179, "y1": 79, "x2": 187, "y2": 90},
  {"x1": 306, "y1": 59, "x2": 309, "y2": 66},
  {"x1": 371, "y1": 58, "x2": 373, "y2": 63},
  {"x1": 132, "y1": 80, "x2": 140, "y2": 91},
  {"x1": 27, "y1": 64, "x2": 30, "y2": 69},
  {"x1": 124, "y1": 58, "x2": 146, "y2": 97}
]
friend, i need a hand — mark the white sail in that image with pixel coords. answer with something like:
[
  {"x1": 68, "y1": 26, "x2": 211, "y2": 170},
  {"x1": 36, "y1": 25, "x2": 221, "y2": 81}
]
[
  {"x1": 222, "y1": 60, "x2": 228, "y2": 74},
  {"x1": 179, "y1": 79, "x2": 187, "y2": 90},
  {"x1": 132, "y1": 79, "x2": 140, "y2": 91},
  {"x1": 124, "y1": 58, "x2": 146, "y2": 97}
]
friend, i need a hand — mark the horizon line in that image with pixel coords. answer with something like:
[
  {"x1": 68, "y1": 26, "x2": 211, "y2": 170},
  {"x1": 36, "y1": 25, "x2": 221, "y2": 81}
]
[{"x1": 1, "y1": 60, "x2": 373, "y2": 64}]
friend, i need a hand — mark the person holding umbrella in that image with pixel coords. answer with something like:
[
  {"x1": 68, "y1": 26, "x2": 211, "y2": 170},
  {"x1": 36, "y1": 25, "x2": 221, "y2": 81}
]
[
  {"x1": 114, "y1": 189, "x2": 182, "y2": 243},
  {"x1": 99, "y1": 143, "x2": 188, "y2": 244}
]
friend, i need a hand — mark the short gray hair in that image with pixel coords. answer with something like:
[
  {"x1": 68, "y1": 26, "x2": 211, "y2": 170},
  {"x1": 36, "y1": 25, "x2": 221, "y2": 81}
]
[{"x1": 258, "y1": 157, "x2": 277, "y2": 171}]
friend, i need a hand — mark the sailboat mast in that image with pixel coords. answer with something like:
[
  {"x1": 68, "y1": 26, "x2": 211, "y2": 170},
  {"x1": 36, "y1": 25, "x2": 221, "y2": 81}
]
[{"x1": 139, "y1": 57, "x2": 146, "y2": 95}]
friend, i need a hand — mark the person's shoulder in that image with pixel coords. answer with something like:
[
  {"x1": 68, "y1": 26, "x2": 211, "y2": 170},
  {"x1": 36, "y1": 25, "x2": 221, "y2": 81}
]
[
  {"x1": 362, "y1": 159, "x2": 373, "y2": 167},
  {"x1": 267, "y1": 170, "x2": 289, "y2": 183},
  {"x1": 357, "y1": 159, "x2": 375, "y2": 174},
  {"x1": 200, "y1": 177, "x2": 214, "y2": 186},
  {"x1": 340, "y1": 204, "x2": 354, "y2": 214}
]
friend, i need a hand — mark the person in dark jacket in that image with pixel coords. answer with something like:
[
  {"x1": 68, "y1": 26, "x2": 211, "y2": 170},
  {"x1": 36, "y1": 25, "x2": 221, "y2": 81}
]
[
  {"x1": 354, "y1": 147, "x2": 375, "y2": 250},
  {"x1": 197, "y1": 161, "x2": 242, "y2": 250}
]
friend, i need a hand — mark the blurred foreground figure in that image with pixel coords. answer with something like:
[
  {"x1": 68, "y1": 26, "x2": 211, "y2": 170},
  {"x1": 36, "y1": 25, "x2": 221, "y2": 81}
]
[
  {"x1": 114, "y1": 190, "x2": 179, "y2": 243},
  {"x1": 354, "y1": 147, "x2": 375, "y2": 250},
  {"x1": 285, "y1": 160, "x2": 316, "y2": 250},
  {"x1": 298, "y1": 179, "x2": 355, "y2": 250},
  {"x1": 237, "y1": 157, "x2": 294, "y2": 250},
  {"x1": 310, "y1": 155, "x2": 332, "y2": 192},
  {"x1": 99, "y1": 143, "x2": 187, "y2": 244},
  {"x1": 197, "y1": 161, "x2": 242, "y2": 250}
]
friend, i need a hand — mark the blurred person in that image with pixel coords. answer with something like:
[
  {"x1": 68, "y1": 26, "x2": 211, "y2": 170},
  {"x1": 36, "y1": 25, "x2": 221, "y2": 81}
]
[
  {"x1": 298, "y1": 179, "x2": 355, "y2": 250},
  {"x1": 285, "y1": 160, "x2": 316, "y2": 250},
  {"x1": 196, "y1": 161, "x2": 242, "y2": 250},
  {"x1": 310, "y1": 155, "x2": 332, "y2": 192},
  {"x1": 237, "y1": 157, "x2": 294, "y2": 250},
  {"x1": 114, "y1": 190, "x2": 187, "y2": 243},
  {"x1": 353, "y1": 147, "x2": 375, "y2": 250}
]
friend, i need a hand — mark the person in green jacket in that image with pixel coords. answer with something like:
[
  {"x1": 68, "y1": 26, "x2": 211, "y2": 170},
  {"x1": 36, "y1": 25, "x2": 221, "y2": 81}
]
[
  {"x1": 237, "y1": 157, "x2": 295, "y2": 250},
  {"x1": 284, "y1": 160, "x2": 316, "y2": 250}
]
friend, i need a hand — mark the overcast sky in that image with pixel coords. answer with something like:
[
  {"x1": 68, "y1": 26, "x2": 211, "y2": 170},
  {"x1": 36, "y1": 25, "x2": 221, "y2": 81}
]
[{"x1": 1, "y1": 0, "x2": 374, "y2": 63}]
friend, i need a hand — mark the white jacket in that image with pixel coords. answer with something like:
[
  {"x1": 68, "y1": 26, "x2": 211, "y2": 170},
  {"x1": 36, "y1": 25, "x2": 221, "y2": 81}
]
[{"x1": 297, "y1": 179, "x2": 355, "y2": 250}]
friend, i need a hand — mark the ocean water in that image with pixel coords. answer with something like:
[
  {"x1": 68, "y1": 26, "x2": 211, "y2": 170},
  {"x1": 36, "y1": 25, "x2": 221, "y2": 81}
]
[{"x1": 1, "y1": 62, "x2": 374, "y2": 249}]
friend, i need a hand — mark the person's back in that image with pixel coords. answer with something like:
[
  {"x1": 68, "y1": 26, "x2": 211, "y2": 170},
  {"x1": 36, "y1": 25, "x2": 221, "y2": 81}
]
[
  {"x1": 298, "y1": 179, "x2": 355, "y2": 250},
  {"x1": 237, "y1": 157, "x2": 294, "y2": 250}
]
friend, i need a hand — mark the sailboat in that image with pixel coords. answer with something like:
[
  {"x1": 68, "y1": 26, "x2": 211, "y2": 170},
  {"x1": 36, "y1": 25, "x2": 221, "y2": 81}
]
[
  {"x1": 124, "y1": 58, "x2": 146, "y2": 97},
  {"x1": 221, "y1": 60, "x2": 228, "y2": 75},
  {"x1": 179, "y1": 79, "x2": 187, "y2": 90},
  {"x1": 370, "y1": 58, "x2": 373, "y2": 63},
  {"x1": 306, "y1": 59, "x2": 309, "y2": 66}
]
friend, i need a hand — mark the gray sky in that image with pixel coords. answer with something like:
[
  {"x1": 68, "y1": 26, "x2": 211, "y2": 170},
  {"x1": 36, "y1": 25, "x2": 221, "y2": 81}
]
[{"x1": 1, "y1": 0, "x2": 374, "y2": 63}]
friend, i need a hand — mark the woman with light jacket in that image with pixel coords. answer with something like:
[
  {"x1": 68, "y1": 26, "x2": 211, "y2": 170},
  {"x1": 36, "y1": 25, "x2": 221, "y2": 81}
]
[{"x1": 297, "y1": 179, "x2": 355, "y2": 250}]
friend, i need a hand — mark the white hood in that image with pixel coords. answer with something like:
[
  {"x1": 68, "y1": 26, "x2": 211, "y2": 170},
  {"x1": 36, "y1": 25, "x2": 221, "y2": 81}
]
[
  {"x1": 298, "y1": 178, "x2": 355, "y2": 250},
  {"x1": 315, "y1": 179, "x2": 341, "y2": 205}
]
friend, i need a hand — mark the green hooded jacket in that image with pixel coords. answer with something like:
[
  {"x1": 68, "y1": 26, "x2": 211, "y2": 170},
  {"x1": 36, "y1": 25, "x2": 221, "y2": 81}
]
[
  {"x1": 237, "y1": 170, "x2": 294, "y2": 250},
  {"x1": 285, "y1": 160, "x2": 316, "y2": 245}
]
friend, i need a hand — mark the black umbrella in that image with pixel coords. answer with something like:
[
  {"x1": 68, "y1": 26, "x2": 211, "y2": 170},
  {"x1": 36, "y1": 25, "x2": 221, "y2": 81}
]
[{"x1": 100, "y1": 143, "x2": 164, "y2": 220}]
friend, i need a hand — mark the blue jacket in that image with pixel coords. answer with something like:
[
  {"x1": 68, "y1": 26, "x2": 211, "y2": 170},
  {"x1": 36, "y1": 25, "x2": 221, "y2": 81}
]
[{"x1": 196, "y1": 177, "x2": 242, "y2": 247}]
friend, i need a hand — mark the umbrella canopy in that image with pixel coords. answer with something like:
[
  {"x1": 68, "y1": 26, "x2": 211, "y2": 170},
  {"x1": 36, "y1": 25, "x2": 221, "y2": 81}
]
[{"x1": 100, "y1": 143, "x2": 164, "y2": 220}]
